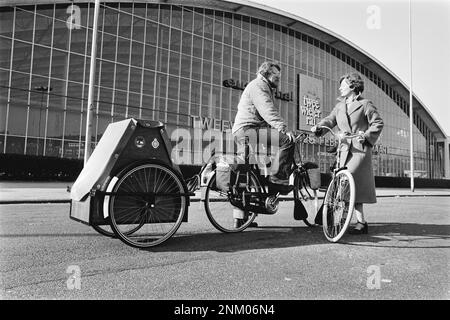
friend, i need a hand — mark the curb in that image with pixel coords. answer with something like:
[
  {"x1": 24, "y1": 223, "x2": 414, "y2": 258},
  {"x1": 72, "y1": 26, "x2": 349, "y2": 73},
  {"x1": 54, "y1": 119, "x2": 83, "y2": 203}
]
[{"x1": 1, "y1": 193, "x2": 449, "y2": 205}]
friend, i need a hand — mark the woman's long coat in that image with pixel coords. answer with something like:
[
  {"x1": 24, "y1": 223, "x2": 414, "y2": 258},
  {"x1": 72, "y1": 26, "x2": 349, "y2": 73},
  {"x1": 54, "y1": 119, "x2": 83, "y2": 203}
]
[{"x1": 318, "y1": 96, "x2": 384, "y2": 203}]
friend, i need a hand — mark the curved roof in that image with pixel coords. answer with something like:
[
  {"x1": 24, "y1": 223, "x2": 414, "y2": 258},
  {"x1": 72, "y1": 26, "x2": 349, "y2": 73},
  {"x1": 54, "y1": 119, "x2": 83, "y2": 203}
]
[{"x1": 1, "y1": 0, "x2": 446, "y2": 139}]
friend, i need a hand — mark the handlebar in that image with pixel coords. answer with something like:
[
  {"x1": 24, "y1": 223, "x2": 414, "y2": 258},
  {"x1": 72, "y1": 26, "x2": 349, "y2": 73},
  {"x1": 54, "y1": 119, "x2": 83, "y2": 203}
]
[{"x1": 314, "y1": 126, "x2": 365, "y2": 140}]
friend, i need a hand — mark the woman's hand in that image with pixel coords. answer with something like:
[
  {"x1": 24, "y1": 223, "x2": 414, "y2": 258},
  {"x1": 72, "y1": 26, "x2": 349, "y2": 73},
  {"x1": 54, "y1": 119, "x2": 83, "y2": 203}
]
[
  {"x1": 311, "y1": 125, "x2": 323, "y2": 136},
  {"x1": 356, "y1": 131, "x2": 366, "y2": 144}
]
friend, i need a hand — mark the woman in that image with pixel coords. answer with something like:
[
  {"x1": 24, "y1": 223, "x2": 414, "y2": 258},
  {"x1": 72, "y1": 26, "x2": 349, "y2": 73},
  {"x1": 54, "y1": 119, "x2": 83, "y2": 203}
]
[{"x1": 312, "y1": 73, "x2": 384, "y2": 234}]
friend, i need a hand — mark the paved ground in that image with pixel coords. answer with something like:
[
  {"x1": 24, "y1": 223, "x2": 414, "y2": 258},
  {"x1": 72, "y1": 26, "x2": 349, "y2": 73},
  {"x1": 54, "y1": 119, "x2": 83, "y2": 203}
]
[
  {"x1": 0, "y1": 197, "x2": 449, "y2": 300},
  {"x1": 1, "y1": 181, "x2": 450, "y2": 203}
]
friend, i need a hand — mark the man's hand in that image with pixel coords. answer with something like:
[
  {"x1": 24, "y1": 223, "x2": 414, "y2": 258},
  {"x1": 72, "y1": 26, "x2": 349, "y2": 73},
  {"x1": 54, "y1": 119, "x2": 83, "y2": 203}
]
[{"x1": 286, "y1": 130, "x2": 296, "y2": 143}]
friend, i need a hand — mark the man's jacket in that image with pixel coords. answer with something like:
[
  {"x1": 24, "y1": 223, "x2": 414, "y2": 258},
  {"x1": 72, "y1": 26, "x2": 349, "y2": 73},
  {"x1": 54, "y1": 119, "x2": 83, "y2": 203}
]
[{"x1": 232, "y1": 74, "x2": 286, "y2": 134}]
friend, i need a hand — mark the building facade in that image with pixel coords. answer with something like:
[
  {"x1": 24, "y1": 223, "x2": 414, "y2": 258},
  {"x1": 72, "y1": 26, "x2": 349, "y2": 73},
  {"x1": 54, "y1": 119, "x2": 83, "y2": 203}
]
[{"x1": 0, "y1": 0, "x2": 448, "y2": 179}]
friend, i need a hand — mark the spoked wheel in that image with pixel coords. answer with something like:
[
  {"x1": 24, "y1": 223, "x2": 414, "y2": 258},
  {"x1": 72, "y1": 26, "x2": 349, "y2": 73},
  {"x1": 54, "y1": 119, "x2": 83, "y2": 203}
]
[
  {"x1": 204, "y1": 171, "x2": 260, "y2": 233},
  {"x1": 108, "y1": 162, "x2": 187, "y2": 248},
  {"x1": 322, "y1": 170, "x2": 355, "y2": 242},
  {"x1": 293, "y1": 174, "x2": 319, "y2": 227},
  {"x1": 92, "y1": 223, "x2": 116, "y2": 238}
]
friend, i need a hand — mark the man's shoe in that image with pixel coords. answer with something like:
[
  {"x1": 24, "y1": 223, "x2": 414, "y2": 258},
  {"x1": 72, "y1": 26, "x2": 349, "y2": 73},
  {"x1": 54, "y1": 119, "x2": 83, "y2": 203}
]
[
  {"x1": 234, "y1": 218, "x2": 258, "y2": 228},
  {"x1": 348, "y1": 222, "x2": 368, "y2": 235}
]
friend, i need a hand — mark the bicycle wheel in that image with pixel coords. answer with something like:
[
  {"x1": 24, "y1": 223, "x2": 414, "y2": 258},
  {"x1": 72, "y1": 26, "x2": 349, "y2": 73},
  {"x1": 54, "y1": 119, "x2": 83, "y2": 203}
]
[
  {"x1": 92, "y1": 223, "x2": 116, "y2": 238},
  {"x1": 322, "y1": 169, "x2": 355, "y2": 242},
  {"x1": 204, "y1": 171, "x2": 259, "y2": 233},
  {"x1": 108, "y1": 162, "x2": 187, "y2": 248},
  {"x1": 293, "y1": 174, "x2": 319, "y2": 226}
]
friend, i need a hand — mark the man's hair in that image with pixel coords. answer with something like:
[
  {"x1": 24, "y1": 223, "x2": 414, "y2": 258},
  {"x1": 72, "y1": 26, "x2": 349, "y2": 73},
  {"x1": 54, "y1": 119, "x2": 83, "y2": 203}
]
[
  {"x1": 257, "y1": 61, "x2": 281, "y2": 79},
  {"x1": 339, "y1": 72, "x2": 364, "y2": 95}
]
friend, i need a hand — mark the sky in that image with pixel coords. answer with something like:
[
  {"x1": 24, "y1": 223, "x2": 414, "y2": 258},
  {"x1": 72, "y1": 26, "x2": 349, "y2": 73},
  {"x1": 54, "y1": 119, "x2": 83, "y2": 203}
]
[{"x1": 249, "y1": 0, "x2": 450, "y2": 136}]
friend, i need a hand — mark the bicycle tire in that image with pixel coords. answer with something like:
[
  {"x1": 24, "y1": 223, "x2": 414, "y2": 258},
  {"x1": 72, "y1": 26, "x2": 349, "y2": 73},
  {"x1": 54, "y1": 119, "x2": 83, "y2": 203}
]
[
  {"x1": 108, "y1": 162, "x2": 187, "y2": 248},
  {"x1": 204, "y1": 171, "x2": 259, "y2": 233},
  {"x1": 322, "y1": 169, "x2": 355, "y2": 242}
]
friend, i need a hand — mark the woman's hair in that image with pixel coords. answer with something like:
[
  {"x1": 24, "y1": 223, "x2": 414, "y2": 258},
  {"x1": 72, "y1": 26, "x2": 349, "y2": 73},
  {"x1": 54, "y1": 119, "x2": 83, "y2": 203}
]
[
  {"x1": 339, "y1": 72, "x2": 364, "y2": 95},
  {"x1": 257, "y1": 61, "x2": 281, "y2": 78}
]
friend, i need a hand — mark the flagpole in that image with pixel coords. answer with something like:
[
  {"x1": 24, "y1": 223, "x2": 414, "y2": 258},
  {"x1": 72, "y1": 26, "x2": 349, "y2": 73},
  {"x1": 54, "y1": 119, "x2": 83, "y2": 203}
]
[
  {"x1": 84, "y1": 0, "x2": 100, "y2": 165},
  {"x1": 408, "y1": 0, "x2": 414, "y2": 191}
]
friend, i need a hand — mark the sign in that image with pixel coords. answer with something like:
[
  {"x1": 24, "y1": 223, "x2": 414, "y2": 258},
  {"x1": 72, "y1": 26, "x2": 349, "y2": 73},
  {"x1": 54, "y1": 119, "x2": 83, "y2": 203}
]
[
  {"x1": 298, "y1": 74, "x2": 323, "y2": 130},
  {"x1": 223, "y1": 78, "x2": 293, "y2": 102},
  {"x1": 191, "y1": 116, "x2": 233, "y2": 132}
]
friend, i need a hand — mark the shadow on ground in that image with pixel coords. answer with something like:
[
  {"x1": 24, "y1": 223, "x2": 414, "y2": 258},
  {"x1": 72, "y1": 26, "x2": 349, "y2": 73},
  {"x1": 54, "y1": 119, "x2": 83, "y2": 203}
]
[{"x1": 146, "y1": 222, "x2": 450, "y2": 252}]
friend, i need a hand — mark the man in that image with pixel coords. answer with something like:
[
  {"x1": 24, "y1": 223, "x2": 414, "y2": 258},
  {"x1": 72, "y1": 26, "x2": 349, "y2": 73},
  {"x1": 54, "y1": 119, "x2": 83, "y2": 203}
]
[
  {"x1": 231, "y1": 61, "x2": 296, "y2": 228},
  {"x1": 232, "y1": 61, "x2": 296, "y2": 192}
]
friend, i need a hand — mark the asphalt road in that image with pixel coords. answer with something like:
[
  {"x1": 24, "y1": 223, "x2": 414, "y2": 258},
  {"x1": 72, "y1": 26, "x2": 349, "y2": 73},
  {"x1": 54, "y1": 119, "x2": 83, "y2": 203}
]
[{"x1": 0, "y1": 197, "x2": 449, "y2": 300}]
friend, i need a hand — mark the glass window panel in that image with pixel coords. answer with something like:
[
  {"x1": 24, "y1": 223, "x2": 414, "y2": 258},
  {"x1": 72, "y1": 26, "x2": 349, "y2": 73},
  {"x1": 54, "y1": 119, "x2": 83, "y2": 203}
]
[
  {"x1": 232, "y1": 48, "x2": 240, "y2": 69},
  {"x1": 214, "y1": 19, "x2": 223, "y2": 42},
  {"x1": 250, "y1": 53, "x2": 257, "y2": 74},
  {"x1": 6, "y1": 102, "x2": 27, "y2": 136},
  {"x1": 202, "y1": 60, "x2": 211, "y2": 83},
  {"x1": 159, "y1": 25, "x2": 170, "y2": 49},
  {"x1": 192, "y1": 35, "x2": 202, "y2": 58},
  {"x1": 129, "y1": 66, "x2": 141, "y2": 93},
  {"x1": 168, "y1": 75, "x2": 179, "y2": 101},
  {"x1": 155, "y1": 73, "x2": 167, "y2": 98},
  {"x1": 233, "y1": 26, "x2": 241, "y2": 48},
  {"x1": 212, "y1": 63, "x2": 221, "y2": 86},
  {"x1": 179, "y1": 78, "x2": 190, "y2": 102},
  {"x1": 223, "y1": 23, "x2": 232, "y2": 45},
  {"x1": 52, "y1": 19, "x2": 70, "y2": 51},
  {"x1": 191, "y1": 57, "x2": 201, "y2": 81},
  {"x1": 144, "y1": 44, "x2": 156, "y2": 70},
  {"x1": 132, "y1": 15, "x2": 145, "y2": 43},
  {"x1": 141, "y1": 95, "x2": 154, "y2": 119},
  {"x1": 201, "y1": 83, "x2": 211, "y2": 107},
  {"x1": 145, "y1": 21, "x2": 158, "y2": 45},
  {"x1": 182, "y1": 8, "x2": 193, "y2": 32},
  {"x1": 182, "y1": 32, "x2": 192, "y2": 55},
  {"x1": 170, "y1": 28, "x2": 181, "y2": 52},
  {"x1": 113, "y1": 90, "x2": 127, "y2": 116},
  {"x1": 159, "y1": 4, "x2": 170, "y2": 25},
  {"x1": 117, "y1": 37, "x2": 130, "y2": 64},
  {"x1": 169, "y1": 51, "x2": 180, "y2": 75},
  {"x1": 12, "y1": 41, "x2": 32, "y2": 73},
  {"x1": 190, "y1": 81, "x2": 201, "y2": 105},
  {"x1": 204, "y1": 15, "x2": 213, "y2": 39},
  {"x1": 15, "y1": 7, "x2": 35, "y2": 42},
  {"x1": 142, "y1": 70, "x2": 155, "y2": 96},
  {"x1": 180, "y1": 54, "x2": 191, "y2": 78},
  {"x1": 0, "y1": 7, "x2": 14, "y2": 38},
  {"x1": 193, "y1": 9, "x2": 203, "y2": 36},
  {"x1": 100, "y1": 33, "x2": 116, "y2": 62},
  {"x1": 128, "y1": 92, "x2": 140, "y2": 115},
  {"x1": 34, "y1": 12, "x2": 53, "y2": 47},
  {"x1": 51, "y1": 49, "x2": 68, "y2": 80},
  {"x1": 242, "y1": 29, "x2": 249, "y2": 52},
  {"x1": 250, "y1": 32, "x2": 257, "y2": 53},
  {"x1": 46, "y1": 109, "x2": 64, "y2": 139},
  {"x1": 213, "y1": 42, "x2": 222, "y2": 63},
  {"x1": 32, "y1": 45, "x2": 51, "y2": 77},
  {"x1": 172, "y1": 6, "x2": 182, "y2": 30},
  {"x1": 203, "y1": 39, "x2": 212, "y2": 61},
  {"x1": 68, "y1": 53, "x2": 85, "y2": 83},
  {"x1": 0, "y1": 37, "x2": 12, "y2": 69},
  {"x1": 47, "y1": 78, "x2": 64, "y2": 111},
  {"x1": 223, "y1": 45, "x2": 231, "y2": 67},
  {"x1": 157, "y1": 48, "x2": 169, "y2": 73},
  {"x1": 100, "y1": 60, "x2": 114, "y2": 88},
  {"x1": 118, "y1": 11, "x2": 132, "y2": 39},
  {"x1": 115, "y1": 64, "x2": 128, "y2": 91},
  {"x1": 70, "y1": 28, "x2": 87, "y2": 55},
  {"x1": 130, "y1": 41, "x2": 143, "y2": 68},
  {"x1": 258, "y1": 36, "x2": 265, "y2": 56}
]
